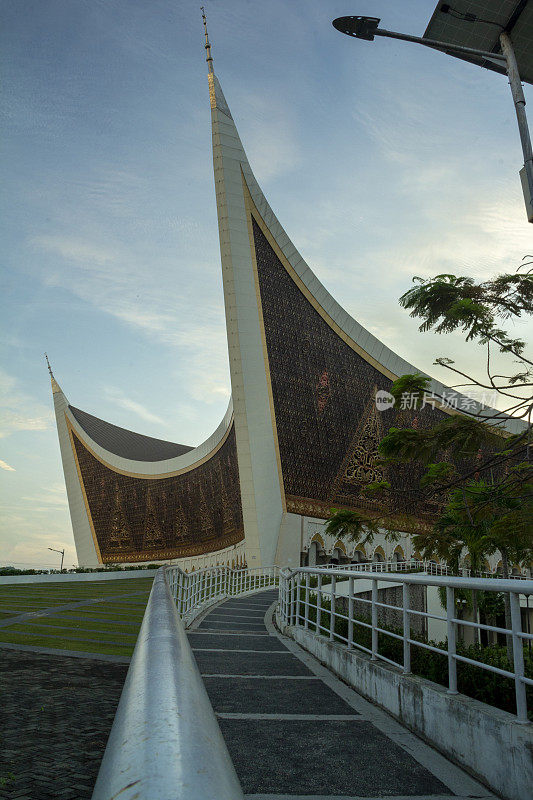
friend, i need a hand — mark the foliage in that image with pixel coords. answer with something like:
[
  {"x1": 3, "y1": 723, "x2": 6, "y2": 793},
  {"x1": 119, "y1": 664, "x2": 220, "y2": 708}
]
[
  {"x1": 389, "y1": 373, "x2": 430, "y2": 410},
  {"x1": 325, "y1": 508, "x2": 379, "y2": 544},
  {"x1": 413, "y1": 482, "x2": 496, "y2": 572},
  {"x1": 382, "y1": 267, "x2": 533, "y2": 488},
  {"x1": 399, "y1": 272, "x2": 533, "y2": 354},
  {"x1": 360, "y1": 480, "x2": 391, "y2": 499},
  {"x1": 370, "y1": 265, "x2": 533, "y2": 578},
  {"x1": 379, "y1": 415, "x2": 503, "y2": 467}
]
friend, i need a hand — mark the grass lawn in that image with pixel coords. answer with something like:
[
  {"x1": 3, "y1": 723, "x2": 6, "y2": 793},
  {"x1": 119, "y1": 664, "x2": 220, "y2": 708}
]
[{"x1": 0, "y1": 576, "x2": 153, "y2": 657}]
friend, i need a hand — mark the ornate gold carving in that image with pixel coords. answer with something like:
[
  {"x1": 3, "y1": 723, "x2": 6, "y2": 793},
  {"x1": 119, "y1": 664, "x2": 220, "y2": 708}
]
[
  {"x1": 100, "y1": 529, "x2": 244, "y2": 564},
  {"x1": 70, "y1": 424, "x2": 245, "y2": 564},
  {"x1": 286, "y1": 495, "x2": 432, "y2": 536},
  {"x1": 173, "y1": 501, "x2": 189, "y2": 541},
  {"x1": 316, "y1": 370, "x2": 330, "y2": 414},
  {"x1": 243, "y1": 179, "x2": 465, "y2": 421},
  {"x1": 142, "y1": 490, "x2": 165, "y2": 550},
  {"x1": 107, "y1": 483, "x2": 134, "y2": 551},
  {"x1": 341, "y1": 396, "x2": 384, "y2": 490}
]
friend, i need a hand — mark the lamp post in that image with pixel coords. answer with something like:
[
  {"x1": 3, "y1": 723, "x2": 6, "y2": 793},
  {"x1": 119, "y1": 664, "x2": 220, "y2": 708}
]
[
  {"x1": 48, "y1": 547, "x2": 65, "y2": 571},
  {"x1": 333, "y1": 14, "x2": 533, "y2": 223}
]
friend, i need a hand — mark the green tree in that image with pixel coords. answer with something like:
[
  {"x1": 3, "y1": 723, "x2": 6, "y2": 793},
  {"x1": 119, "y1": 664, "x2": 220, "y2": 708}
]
[
  {"x1": 379, "y1": 266, "x2": 533, "y2": 658},
  {"x1": 324, "y1": 508, "x2": 396, "y2": 560},
  {"x1": 324, "y1": 509, "x2": 379, "y2": 548},
  {"x1": 413, "y1": 483, "x2": 497, "y2": 644},
  {"x1": 378, "y1": 265, "x2": 532, "y2": 538}
]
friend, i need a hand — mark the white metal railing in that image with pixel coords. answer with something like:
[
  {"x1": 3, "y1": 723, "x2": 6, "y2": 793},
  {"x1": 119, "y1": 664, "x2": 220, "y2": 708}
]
[
  {"x1": 277, "y1": 566, "x2": 533, "y2": 722},
  {"x1": 91, "y1": 567, "x2": 244, "y2": 800},
  {"x1": 314, "y1": 559, "x2": 531, "y2": 579},
  {"x1": 317, "y1": 559, "x2": 450, "y2": 575},
  {"x1": 167, "y1": 564, "x2": 279, "y2": 623}
]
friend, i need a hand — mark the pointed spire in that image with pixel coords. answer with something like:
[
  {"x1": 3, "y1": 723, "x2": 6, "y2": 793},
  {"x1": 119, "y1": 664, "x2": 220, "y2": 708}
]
[
  {"x1": 45, "y1": 353, "x2": 62, "y2": 395},
  {"x1": 201, "y1": 7, "x2": 214, "y2": 74}
]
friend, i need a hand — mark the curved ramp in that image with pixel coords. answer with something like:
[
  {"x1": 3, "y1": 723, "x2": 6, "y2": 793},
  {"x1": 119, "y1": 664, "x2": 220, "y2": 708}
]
[{"x1": 188, "y1": 590, "x2": 495, "y2": 799}]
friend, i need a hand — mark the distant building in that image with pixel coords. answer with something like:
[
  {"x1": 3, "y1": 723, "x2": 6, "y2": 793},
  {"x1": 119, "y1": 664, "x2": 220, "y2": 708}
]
[{"x1": 50, "y1": 50, "x2": 522, "y2": 569}]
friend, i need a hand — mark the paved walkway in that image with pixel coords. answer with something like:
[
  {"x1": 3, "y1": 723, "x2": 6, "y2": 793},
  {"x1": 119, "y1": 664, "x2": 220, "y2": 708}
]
[
  {"x1": 0, "y1": 650, "x2": 127, "y2": 800},
  {"x1": 189, "y1": 589, "x2": 497, "y2": 800}
]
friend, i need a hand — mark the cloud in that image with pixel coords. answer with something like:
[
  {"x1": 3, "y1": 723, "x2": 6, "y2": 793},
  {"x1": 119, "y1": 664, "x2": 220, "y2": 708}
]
[
  {"x1": 31, "y1": 231, "x2": 232, "y2": 408},
  {"x1": 236, "y1": 90, "x2": 301, "y2": 183},
  {"x1": 0, "y1": 511, "x2": 76, "y2": 568},
  {"x1": 20, "y1": 483, "x2": 68, "y2": 507},
  {"x1": 0, "y1": 369, "x2": 52, "y2": 439},
  {"x1": 0, "y1": 459, "x2": 15, "y2": 471},
  {"x1": 33, "y1": 235, "x2": 121, "y2": 266},
  {"x1": 105, "y1": 388, "x2": 167, "y2": 426}
]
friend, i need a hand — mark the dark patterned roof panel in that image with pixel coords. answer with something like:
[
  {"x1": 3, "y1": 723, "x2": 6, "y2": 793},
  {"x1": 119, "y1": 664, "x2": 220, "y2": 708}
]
[{"x1": 69, "y1": 406, "x2": 193, "y2": 462}]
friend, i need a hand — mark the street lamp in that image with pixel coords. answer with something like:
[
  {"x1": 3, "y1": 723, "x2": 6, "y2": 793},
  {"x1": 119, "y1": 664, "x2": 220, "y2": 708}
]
[
  {"x1": 48, "y1": 547, "x2": 65, "y2": 571},
  {"x1": 333, "y1": 12, "x2": 533, "y2": 223}
]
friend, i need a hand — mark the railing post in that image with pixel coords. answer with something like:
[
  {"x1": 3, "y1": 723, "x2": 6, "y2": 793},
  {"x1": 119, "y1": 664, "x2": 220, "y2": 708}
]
[
  {"x1": 304, "y1": 573, "x2": 310, "y2": 629},
  {"x1": 295, "y1": 572, "x2": 301, "y2": 625},
  {"x1": 402, "y1": 583, "x2": 411, "y2": 674},
  {"x1": 348, "y1": 576, "x2": 354, "y2": 649},
  {"x1": 317, "y1": 573, "x2": 322, "y2": 634},
  {"x1": 285, "y1": 572, "x2": 291, "y2": 625},
  {"x1": 371, "y1": 578, "x2": 378, "y2": 660},
  {"x1": 177, "y1": 572, "x2": 184, "y2": 615},
  {"x1": 329, "y1": 574, "x2": 336, "y2": 641},
  {"x1": 290, "y1": 575, "x2": 296, "y2": 625},
  {"x1": 446, "y1": 586, "x2": 458, "y2": 694},
  {"x1": 510, "y1": 590, "x2": 528, "y2": 722}
]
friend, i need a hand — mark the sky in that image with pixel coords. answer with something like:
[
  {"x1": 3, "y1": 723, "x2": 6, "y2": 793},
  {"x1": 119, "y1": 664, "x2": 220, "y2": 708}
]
[{"x1": 1, "y1": 0, "x2": 532, "y2": 569}]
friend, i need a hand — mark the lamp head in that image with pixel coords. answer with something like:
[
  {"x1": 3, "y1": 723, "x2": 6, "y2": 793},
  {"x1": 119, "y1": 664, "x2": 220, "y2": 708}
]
[{"x1": 332, "y1": 16, "x2": 381, "y2": 41}]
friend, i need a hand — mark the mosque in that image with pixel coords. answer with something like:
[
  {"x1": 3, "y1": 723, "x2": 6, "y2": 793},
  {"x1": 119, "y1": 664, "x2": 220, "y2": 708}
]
[{"x1": 50, "y1": 18, "x2": 521, "y2": 571}]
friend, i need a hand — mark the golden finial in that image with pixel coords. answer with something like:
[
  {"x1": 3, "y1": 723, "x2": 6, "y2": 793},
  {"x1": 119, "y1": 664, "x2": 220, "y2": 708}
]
[
  {"x1": 44, "y1": 352, "x2": 53, "y2": 378},
  {"x1": 201, "y1": 7, "x2": 214, "y2": 73},
  {"x1": 45, "y1": 353, "x2": 61, "y2": 394}
]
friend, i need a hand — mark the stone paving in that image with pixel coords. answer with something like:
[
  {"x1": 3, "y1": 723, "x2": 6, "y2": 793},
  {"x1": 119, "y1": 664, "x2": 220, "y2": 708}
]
[
  {"x1": 0, "y1": 649, "x2": 127, "y2": 800},
  {"x1": 0, "y1": 579, "x2": 150, "y2": 799},
  {"x1": 189, "y1": 589, "x2": 498, "y2": 799}
]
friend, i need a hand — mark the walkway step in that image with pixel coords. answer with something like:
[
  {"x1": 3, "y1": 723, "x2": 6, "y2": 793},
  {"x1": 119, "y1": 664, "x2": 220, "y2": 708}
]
[
  {"x1": 188, "y1": 633, "x2": 288, "y2": 652},
  {"x1": 218, "y1": 718, "x2": 449, "y2": 797},
  {"x1": 202, "y1": 677, "x2": 357, "y2": 715},
  {"x1": 193, "y1": 650, "x2": 313, "y2": 676}
]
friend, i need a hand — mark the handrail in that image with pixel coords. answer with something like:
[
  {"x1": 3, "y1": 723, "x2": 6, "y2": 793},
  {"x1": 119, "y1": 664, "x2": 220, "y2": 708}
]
[
  {"x1": 315, "y1": 558, "x2": 530, "y2": 579},
  {"x1": 167, "y1": 564, "x2": 279, "y2": 622},
  {"x1": 317, "y1": 559, "x2": 451, "y2": 575},
  {"x1": 91, "y1": 567, "x2": 244, "y2": 800},
  {"x1": 278, "y1": 566, "x2": 533, "y2": 722}
]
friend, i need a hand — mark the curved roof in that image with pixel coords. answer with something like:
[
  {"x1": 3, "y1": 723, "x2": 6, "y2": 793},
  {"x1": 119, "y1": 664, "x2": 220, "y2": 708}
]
[{"x1": 69, "y1": 406, "x2": 193, "y2": 462}]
